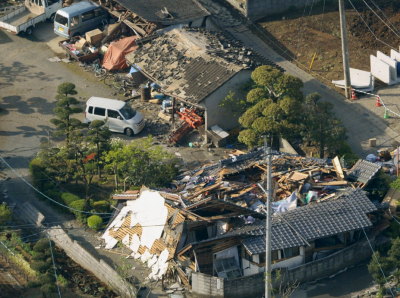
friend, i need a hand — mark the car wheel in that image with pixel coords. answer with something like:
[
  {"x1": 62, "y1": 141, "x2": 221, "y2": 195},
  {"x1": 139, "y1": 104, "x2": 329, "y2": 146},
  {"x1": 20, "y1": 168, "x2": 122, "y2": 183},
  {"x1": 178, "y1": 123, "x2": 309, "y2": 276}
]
[
  {"x1": 48, "y1": 13, "x2": 55, "y2": 23},
  {"x1": 125, "y1": 128, "x2": 133, "y2": 137},
  {"x1": 26, "y1": 27, "x2": 33, "y2": 35}
]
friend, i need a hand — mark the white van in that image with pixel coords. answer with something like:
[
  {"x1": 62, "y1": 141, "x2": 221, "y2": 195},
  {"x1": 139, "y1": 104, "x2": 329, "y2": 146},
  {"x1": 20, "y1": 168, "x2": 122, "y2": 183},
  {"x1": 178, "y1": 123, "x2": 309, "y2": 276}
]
[{"x1": 84, "y1": 97, "x2": 145, "y2": 136}]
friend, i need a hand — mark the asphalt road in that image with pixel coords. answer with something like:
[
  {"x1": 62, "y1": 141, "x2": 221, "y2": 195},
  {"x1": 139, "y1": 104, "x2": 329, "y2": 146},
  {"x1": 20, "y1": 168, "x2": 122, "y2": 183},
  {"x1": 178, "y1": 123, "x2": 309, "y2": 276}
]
[{"x1": 0, "y1": 22, "x2": 375, "y2": 298}]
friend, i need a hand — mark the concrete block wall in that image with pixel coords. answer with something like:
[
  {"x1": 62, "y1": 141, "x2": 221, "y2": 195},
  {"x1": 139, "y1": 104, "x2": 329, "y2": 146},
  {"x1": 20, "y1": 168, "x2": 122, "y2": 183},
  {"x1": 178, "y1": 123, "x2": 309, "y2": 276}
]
[
  {"x1": 224, "y1": 0, "x2": 322, "y2": 20},
  {"x1": 287, "y1": 238, "x2": 373, "y2": 283},
  {"x1": 48, "y1": 226, "x2": 134, "y2": 297},
  {"x1": 224, "y1": 272, "x2": 265, "y2": 298},
  {"x1": 192, "y1": 272, "x2": 224, "y2": 298}
]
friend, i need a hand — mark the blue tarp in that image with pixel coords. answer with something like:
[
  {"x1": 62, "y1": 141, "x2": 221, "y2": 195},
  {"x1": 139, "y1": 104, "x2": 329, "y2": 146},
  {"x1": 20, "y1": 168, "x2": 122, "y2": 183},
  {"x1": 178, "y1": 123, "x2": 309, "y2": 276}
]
[{"x1": 271, "y1": 192, "x2": 297, "y2": 214}]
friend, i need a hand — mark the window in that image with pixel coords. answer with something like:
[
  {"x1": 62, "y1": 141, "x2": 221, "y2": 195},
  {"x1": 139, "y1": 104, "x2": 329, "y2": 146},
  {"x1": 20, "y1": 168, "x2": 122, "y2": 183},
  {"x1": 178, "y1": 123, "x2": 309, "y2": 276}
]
[
  {"x1": 71, "y1": 16, "x2": 79, "y2": 27},
  {"x1": 94, "y1": 107, "x2": 106, "y2": 116},
  {"x1": 282, "y1": 247, "x2": 300, "y2": 259},
  {"x1": 88, "y1": 106, "x2": 93, "y2": 114},
  {"x1": 108, "y1": 110, "x2": 121, "y2": 119},
  {"x1": 94, "y1": 8, "x2": 105, "y2": 17},
  {"x1": 214, "y1": 257, "x2": 242, "y2": 280},
  {"x1": 119, "y1": 104, "x2": 136, "y2": 119},
  {"x1": 55, "y1": 14, "x2": 68, "y2": 27},
  {"x1": 271, "y1": 250, "x2": 279, "y2": 261},
  {"x1": 82, "y1": 9, "x2": 95, "y2": 22}
]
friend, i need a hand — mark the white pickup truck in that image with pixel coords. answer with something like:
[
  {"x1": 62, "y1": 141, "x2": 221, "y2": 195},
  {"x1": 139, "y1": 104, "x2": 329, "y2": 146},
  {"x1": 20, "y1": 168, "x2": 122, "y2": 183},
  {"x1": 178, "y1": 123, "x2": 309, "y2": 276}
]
[{"x1": 0, "y1": 0, "x2": 62, "y2": 35}]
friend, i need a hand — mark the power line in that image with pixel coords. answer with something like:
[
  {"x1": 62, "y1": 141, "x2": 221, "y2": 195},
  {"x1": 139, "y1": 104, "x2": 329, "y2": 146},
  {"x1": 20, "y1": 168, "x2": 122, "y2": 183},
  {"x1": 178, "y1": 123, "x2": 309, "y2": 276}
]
[
  {"x1": 360, "y1": 0, "x2": 400, "y2": 39},
  {"x1": 347, "y1": 0, "x2": 397, "y2": 50},
  {"x1": 295, "y1": 0, "x2": 316, "y2": 56},
  {"x1": 48, "y1": 233, "x2": 62, "y2": 298},
  {"x1": 369, "y1": 0, "x2": 400, "y2": 36}
]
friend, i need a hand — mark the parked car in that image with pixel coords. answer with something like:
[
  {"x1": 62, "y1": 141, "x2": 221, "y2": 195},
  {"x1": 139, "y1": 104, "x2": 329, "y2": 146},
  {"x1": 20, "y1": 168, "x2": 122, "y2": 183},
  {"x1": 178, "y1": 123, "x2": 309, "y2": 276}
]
[
  {"x1": 54, "y1": 1, "x2": 108, "y2": 38},
  {"x1": 84, "y1": 97, "x2": 145, "y2": 136},
  {"x1": 0, "y1": 0, "x2": 62, "y2": 35}
]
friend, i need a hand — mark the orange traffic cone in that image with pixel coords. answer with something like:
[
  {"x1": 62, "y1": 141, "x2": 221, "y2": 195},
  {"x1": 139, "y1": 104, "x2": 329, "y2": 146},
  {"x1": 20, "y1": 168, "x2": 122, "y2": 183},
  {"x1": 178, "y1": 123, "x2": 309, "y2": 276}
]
[
  {"x1": 351, "y1": 88, "x2": 357, "y2": 100},
  {"x1": 376, "y1": 94, "x2": 381, "y2": 107}
]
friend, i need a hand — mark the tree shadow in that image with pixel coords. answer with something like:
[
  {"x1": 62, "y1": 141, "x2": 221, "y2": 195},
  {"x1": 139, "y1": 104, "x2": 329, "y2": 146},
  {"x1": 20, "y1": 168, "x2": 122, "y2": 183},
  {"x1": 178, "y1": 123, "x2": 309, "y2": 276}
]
[
  {"x1": 0, "y1": 61, "x2": 63, "y2": 84},
  {"x1": 1, "y1": 95, "x2": 56, "y2": 115}
]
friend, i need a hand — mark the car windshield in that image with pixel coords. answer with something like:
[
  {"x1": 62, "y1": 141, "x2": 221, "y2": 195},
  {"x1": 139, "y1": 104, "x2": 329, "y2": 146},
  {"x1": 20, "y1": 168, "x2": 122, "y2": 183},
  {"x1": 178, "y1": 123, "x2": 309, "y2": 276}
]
[
  {"x1": 119, "y1": 104, "x2": 136, "y2": 120},
  {"x1": 55, "y1": 14, "x2": 68, "y2": 26}
]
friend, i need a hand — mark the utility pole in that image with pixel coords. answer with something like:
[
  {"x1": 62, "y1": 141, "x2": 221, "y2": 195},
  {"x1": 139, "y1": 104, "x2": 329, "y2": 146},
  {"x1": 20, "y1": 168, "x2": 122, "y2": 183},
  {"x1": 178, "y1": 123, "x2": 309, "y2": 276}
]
[
  {"x1": 263, "y1": 135, "x2": 272, "y2": 298},
  {"x1": 339, "y1": 0, "x2": 351, "y2": 99}
]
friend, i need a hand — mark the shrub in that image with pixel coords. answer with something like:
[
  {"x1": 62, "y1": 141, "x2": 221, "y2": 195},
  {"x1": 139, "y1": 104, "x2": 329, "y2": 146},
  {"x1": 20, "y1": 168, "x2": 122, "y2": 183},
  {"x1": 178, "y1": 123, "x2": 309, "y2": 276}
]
[
  {"x1": 88, "y1": 215, "x2": 103, "y2": 231},
  {"x1": 32, "y1": 252, "x2": 45, "y2": 261},
  {"x1": 62, "y1": 193, "x2": 80, "y2": 206},
  {"x1": 94, "y1": 200, "x2": 109, "y2": 212},
  {"x1": 26, "y1": 280, "x2": 41, "y2": 288},
  {"x1": 38, "y1": 273, "x2": 56, "y2": 285},
  {"x1": 29, "y1": 158, "x2": 47, "y2": 190},
  {"x1": 45, "y1": 190, "x2": 62, "y2": 202},
  {"x1": 45, "y1": 250, "x2": 63, "y2": 259},
  {"x1": 30, "y1": 261, "x2": 51, "y2": 273},
  {"x1": 40, "y1": 283, "x2": 56, "y2": 293},
  {"x1": 70, "y1": 199, "x2": 94, "y2": 223},
  {"x1": 33, "y1": 238, "x2": 54, "y2": 253},
  {"x1": 58, "y1": 274, "x2": 68, "y2": 287}
]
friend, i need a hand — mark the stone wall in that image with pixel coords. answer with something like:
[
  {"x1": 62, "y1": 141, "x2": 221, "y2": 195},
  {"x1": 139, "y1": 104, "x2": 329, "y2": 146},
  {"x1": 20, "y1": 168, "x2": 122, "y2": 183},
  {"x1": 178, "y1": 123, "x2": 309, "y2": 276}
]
[
  {"x1": 48, "y1": 226, "x2": 135, "y2": 297},
  {"x1": 15, "y1": 203, "x2": 134, "y2": 298}
]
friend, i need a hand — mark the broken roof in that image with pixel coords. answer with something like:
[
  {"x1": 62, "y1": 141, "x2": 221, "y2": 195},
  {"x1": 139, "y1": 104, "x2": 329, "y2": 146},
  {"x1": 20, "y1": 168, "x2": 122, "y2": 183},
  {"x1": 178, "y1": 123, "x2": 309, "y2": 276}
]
[
  {"x1": 115, "y1": 0, "x2": 210, "y2": 25},
  {"x1": 125, "y1": 28, "x2": 279, "y2": 104},
  {"x1": 189, "y1": 188, "x2": 377, "y2": 254},
  {"x1": 347, "y1": 159, "x2": 382, "y2": 185}
]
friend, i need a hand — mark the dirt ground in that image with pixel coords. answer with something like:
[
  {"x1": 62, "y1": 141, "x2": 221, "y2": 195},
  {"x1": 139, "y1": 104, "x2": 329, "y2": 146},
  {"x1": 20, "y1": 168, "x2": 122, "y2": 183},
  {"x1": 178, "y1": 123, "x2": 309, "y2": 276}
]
[{"x1": 255, "y1": 0, "x2": 400, "y2": 93}]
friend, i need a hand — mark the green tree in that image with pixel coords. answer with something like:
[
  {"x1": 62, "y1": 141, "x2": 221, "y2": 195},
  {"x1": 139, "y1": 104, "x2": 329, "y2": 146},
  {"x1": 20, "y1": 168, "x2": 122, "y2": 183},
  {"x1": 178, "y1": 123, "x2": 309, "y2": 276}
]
[
  {"x1": 235, "y1": 65, "x2": 304, "y2": 147},
  {"x1": 367, "y1": 169, "x2": 391, "y2": 202},
  {"x1": 104, "y1": 136, "x2": 179, "y2": 189},
  {"x1": 388, "y1": 238, "x2": 400, "y2": 269},
  {"x1": 368, "y1": 252, "x2": 393, "y2": 287},
  {"x1": 103, "y1": 138, "x2": 126, "y2": 190},
  {"x1": 0, "y1": 203, "x2": 12, "y2": 226},
  {"x1": 86, "y1": 120, "x2": 111, "y2": 177},
  {"x1": 50, "y1": 83, "x2": 84, "y2": 146},
  {"x1": 88, "y1": 215, "x2": 103, "y2": 230},
  {"x1": 301, "y1": 93, "x2": 347, "y2": 158}
]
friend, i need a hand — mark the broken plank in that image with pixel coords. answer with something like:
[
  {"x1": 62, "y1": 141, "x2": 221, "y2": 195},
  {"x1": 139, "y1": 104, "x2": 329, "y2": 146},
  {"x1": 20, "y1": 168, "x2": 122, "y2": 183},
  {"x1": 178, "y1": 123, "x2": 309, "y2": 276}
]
[
  {"x1": 184, "y1": 182, "x2": 223, "y2": 201},
  {"x1": 332, "y1": 156, "x2": 345, "y2": 180}
]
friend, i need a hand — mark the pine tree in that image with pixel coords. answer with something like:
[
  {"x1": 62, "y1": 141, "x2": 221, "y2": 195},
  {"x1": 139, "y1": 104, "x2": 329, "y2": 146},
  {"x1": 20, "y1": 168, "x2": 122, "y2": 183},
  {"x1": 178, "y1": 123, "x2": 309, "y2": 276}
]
[
  {"x1": 50, "y1": 83, "x2": 84, "y2": 145},
  {"x1": 86, "y1": 120, "x2": 111, "y2": 177}
]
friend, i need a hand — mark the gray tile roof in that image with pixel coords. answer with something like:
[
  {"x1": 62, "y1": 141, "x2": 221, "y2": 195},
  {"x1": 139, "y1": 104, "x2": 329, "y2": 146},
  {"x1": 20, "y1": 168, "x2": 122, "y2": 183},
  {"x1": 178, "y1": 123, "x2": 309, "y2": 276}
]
[
  {"x1": 115, "y1": 0, "x2": 210, "y2": 25},
  {"x1": 226, "y1": 188, "x2": 377, "y2": 254},
  {"x1": 347, "y1": 159, "x2": 381, "y2": 184},
  {"x1": 126, "y1": 28, "x2": 279, "y2": 104}
]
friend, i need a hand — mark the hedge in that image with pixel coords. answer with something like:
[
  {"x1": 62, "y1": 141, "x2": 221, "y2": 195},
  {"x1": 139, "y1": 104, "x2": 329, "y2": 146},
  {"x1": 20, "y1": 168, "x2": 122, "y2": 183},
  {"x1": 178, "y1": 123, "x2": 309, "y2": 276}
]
[
  {"x1": 33, "y1": 239, "x2": 53, "y2": 253},
  {"x1": 61, "y1": 193, "x2": 80, "y2": 206},
  {"x1": 38, "y1": 273, "x2": 55, "y2": 285},
  {"x1": 29, "y1": 158, "x2": 47, "y2": 190},
  {"x1": 40, "y1": 283, "x2": 56, "y2": 293},
  {"x1": 69, "y1": 199, "x2": 94, "y2": 223},
  {"x1": 30, "y1": 261, "x2": 50, "y2": 273},
  {"x1": 88, "y1": 215, "x2": 103, "y2": 231},
  {"x1": 94, "y1": 200, "x2": 109, "y2": 212}
]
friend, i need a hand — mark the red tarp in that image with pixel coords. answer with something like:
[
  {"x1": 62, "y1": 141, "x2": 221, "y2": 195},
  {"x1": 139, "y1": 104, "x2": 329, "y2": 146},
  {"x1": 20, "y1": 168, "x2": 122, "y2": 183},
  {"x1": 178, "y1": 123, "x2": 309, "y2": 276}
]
[{"x1": 102, "y1": 36, "x2": 139, "y2": 71}]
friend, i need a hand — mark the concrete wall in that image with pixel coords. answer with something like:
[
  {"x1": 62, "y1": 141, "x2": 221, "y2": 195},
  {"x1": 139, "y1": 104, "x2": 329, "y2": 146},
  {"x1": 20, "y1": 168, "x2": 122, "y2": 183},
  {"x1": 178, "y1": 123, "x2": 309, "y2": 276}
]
[
  {"x1": 272, "y1": 246, "x2": 305, "y2": 270},
  {"x1": 48, "y1": 226, "x2": 134, "y2": 298},
  {"x1": 204, "y1": 70, "x2": 251, "y2": 131},
  {"x1": 192, "y1": 272, "x2": 224, "y2": 298},
  {"x1": 242, "y1": 258, "x2": 263, "y2": 276},
  {"x1": 224, "y1": 0, "x2": 322, "y2": 20},
  {"x1": 287, "y1": 237, "x2": 373, "y2": 283},
  {"x1": 192, "y1": 238, "x2": 373, "y2": 297}
]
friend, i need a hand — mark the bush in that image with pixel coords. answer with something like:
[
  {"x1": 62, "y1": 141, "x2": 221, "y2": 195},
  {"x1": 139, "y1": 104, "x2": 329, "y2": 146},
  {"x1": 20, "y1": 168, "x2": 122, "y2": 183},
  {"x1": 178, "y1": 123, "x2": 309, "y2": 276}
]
[
  {"x1": 70, "y1": 199, "x2": 94, "y2": 223},
  {"x1": 33, "y1": 238, "x2": 54, "y2": 253},
  {"x1": 30, "y1": 261, "x2": 51, "y2": 273},
  {"x1": 62, "y1": 193, "x2": 80, "y2": 206},
  {"x1": 40, "y1": 283, "x2": 56, "y2": 293},
  {"x1": 45, "y1": 250, "x2": 63, "y2": 259},
  {"x1": 45, "y1": 190, "x2": 62, "y2": 201},
  {"x1": 38, "y1": 273, "x2": 56, "y2": 285},
  {"x1": 58, "y1": 274, "x2": 68, "y2": 287},
  {"x1": 94, "y1": 200, "x2": 109, "y2": 212},
  {"x1": 32, "y1": 252, "x2": 45, "y2": 261},
  {"x1": 26, "y1": 280, "x2": 41, "y2": 288},
  {"x1": 88, "y1": 215, "x2": 103, "y2": 231},
  {"x1": 29, "y1": 158, "x2": 47, "y2": 190}
]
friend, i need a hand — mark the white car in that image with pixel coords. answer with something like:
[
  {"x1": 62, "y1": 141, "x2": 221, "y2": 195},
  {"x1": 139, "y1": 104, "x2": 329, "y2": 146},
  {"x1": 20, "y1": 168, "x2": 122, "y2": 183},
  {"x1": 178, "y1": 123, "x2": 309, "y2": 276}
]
[{"x1": 84, "y1": 97, "x2": 145, "y2": 136}]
